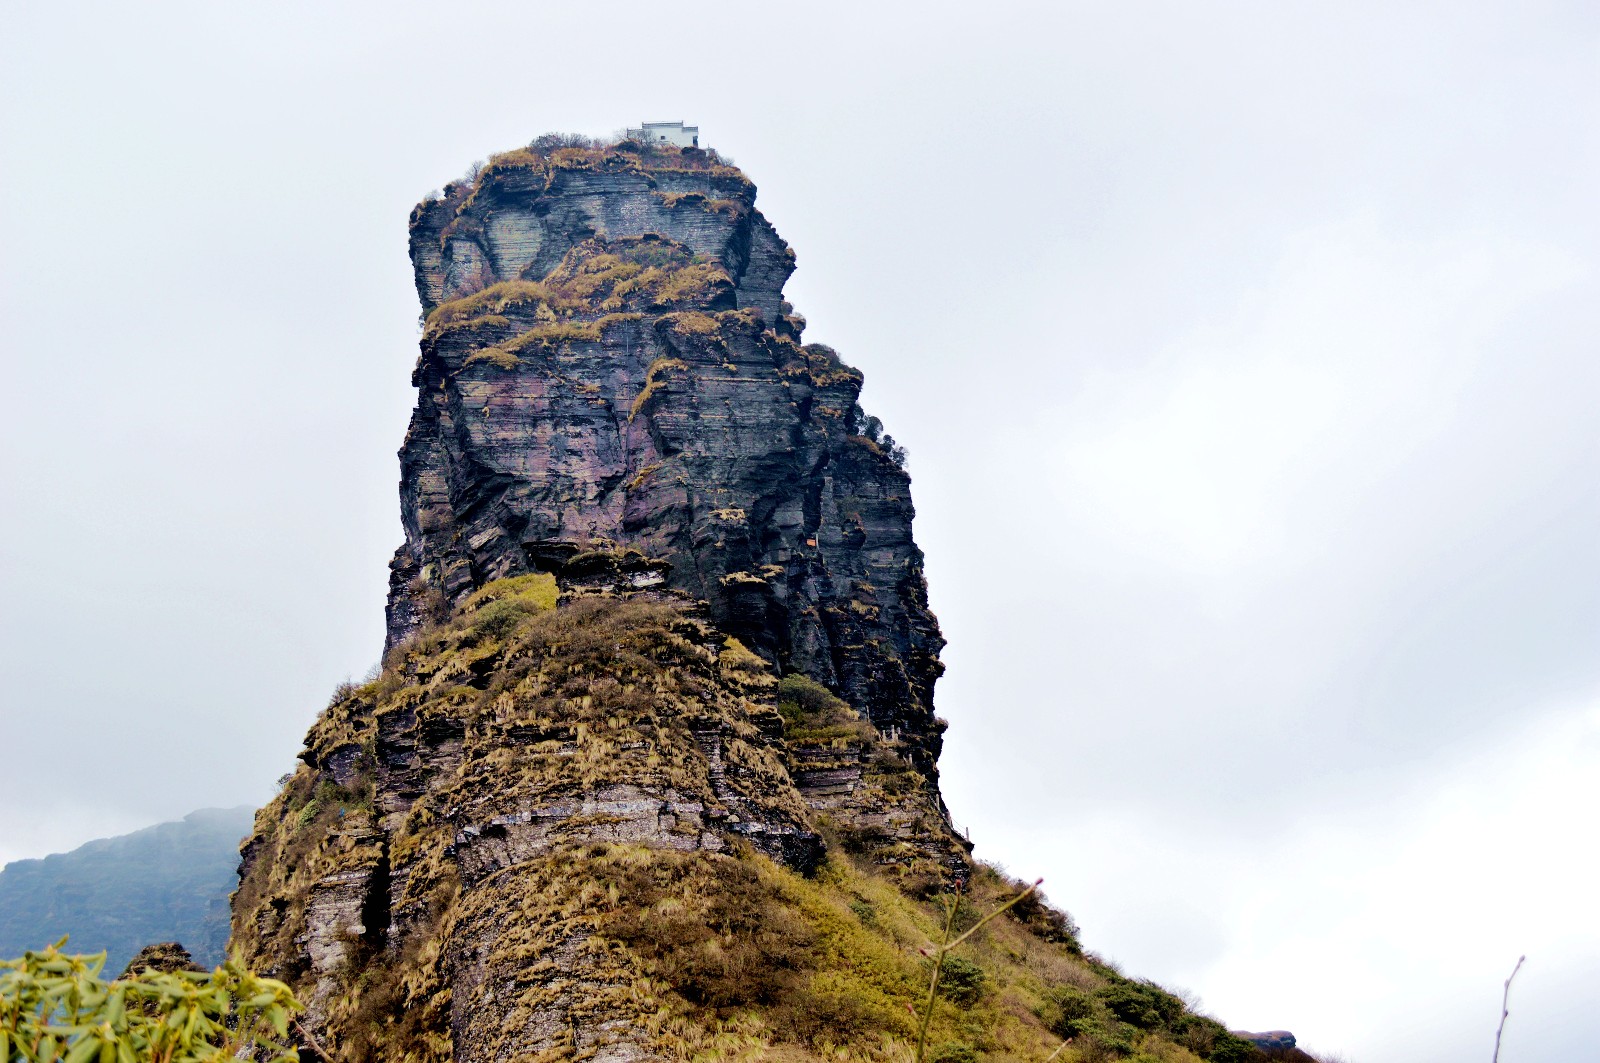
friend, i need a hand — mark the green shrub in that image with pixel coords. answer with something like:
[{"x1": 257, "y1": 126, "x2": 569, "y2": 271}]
[
  {"x1": 1039, "y1": 984, "x2": 1098, "y2": 1038},
  {"x1": 935, "y1": 956, "x2": 986, "y2": 1006},
  {"x1": 776, "y1": 674, "x2": 842, "y2": 719},
  {"x1": 461, "y1": 572, "x2": 558, "y2": 614},
  {"x1": 1098, "y1": 980, "x2": 1184, "y2": 1030},
  {"x1": 471, "y1": 597, "x2": 539, "y2": 640},
  {"x1": 928, "y1": 1043, "x2": 978, "y2": 1063},
  {"x1": 1006, "y1": 880, "x2": 1081, "y2": 948},
  {"x1": 0, "y1": 940, "x2": 302, "y2": 1063},
  {"x1": 848, "y1": 900, "x2": 877, "y2": 926},
  {"x1": 775, "y1": 674, "x2": 877, "y2": 745},
  {"x1": 1204, "y1": 1031, "x2": 1261, "y2": 1063}
]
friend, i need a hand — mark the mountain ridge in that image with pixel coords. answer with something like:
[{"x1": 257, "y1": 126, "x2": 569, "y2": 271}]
[{"x1": 0, "y1": 806, "x2": 255, "y2": 973}]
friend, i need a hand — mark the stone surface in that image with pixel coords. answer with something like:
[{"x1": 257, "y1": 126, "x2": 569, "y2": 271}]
[
  {"x1": 225, "y1": 137, "x2": 1316, "y2": 1063},
  {"x1": 232, "y1": 141, "x2": 969, "y2": 1063},
  {"x1": 235, "y1": 576, "x2": 964, "y2": 1061},
  {"x1": 386, "y1": 143, "x2": 946, "y2": 775},
  {"x1": 1236, "y1": 1031, "x2": 1297, "y2": 1050},
  {"x1": 119, "y1": 941, "x2": 206, "y2": 978}
]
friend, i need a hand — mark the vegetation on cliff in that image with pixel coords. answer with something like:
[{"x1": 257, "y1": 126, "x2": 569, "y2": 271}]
[
  {"x1": 230, "y1": 133, "x2": 1325, "y2": 1063},
  {"x1": 432, "y1": 136, "x2": 750, "y2": 219},
  {"x1": 424, "y1": 235, "x2": 730, "y2": 350},
  {"x1": 235, "y1": 576, "x2": 1280, "y2": 1063},
  {"x1": 391, "y1": 133, "x2": 942, "y2": 774}
]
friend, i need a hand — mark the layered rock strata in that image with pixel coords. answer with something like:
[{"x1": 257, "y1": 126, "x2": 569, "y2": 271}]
[
  {"x1": 233, "y1": 571, "x2": 963, "y2": 1061},
  {"x1": 231, "y1": 137, "x2": 1279, "y2": 1063},
  {"x1": 386, "y1": 142, "x2": 945, "y2": 772}
]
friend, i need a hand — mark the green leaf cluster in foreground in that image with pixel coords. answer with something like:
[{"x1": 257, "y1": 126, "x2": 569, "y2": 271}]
[{"x1": 0, "y1": 941, "x2": 301, "y2": 1063}]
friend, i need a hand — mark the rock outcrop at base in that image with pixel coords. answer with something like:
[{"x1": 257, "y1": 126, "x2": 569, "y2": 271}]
[
  {"x1": 1236, "y1": 1031, "x2": 1297, "y2": 1050},
  {"x1": 119, "y1": 941, "x2": 207, "y2": 979},
  {"x1": 233, "y1": 571, "x2": 965, "y2": 1062}
]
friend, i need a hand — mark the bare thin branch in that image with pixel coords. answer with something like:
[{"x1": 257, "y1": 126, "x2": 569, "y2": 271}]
[
  {"x1": 1492, "y1": 954, "x2": 1526, "y2": 1063},
  {"x1": 293, "y1": 1016, "x2": 334, "y2": 1062},
  {"x1": 946, "y1": 880, "x2": 1041, "y2": 951},
  {"x1": 914, "y1": 895, "x2": 963, "y2": 1063},
  {"x1": 913, "y1": 879, "x2": 1045, "y2": 1062}
]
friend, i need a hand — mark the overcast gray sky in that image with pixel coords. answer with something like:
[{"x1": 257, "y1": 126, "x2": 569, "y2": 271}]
[{"x1": 2, "y1": 3, "x2": 1596, "y2": 1060}]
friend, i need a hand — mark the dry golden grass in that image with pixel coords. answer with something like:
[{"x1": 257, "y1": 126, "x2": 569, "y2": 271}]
[{"x1": 234, "y1": 582, "x2": 1262, "y2": 1063}]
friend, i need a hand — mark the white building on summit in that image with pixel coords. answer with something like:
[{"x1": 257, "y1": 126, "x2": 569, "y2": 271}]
[{"x1": 625, "y1": 121, "x2": 700, "y2": 148}]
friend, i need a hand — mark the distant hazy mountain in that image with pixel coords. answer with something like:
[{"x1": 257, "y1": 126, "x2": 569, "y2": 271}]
[{"x1": 0, "y1": 806, "x2": 255, "y2": 972}]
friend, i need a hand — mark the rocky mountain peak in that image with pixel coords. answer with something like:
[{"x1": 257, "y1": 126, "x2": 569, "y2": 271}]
[
  {"x1": 388, "y1": 138, "x2": 946, "y2": 770},
  {"x1": 228, "y1": 134, "x2": 1283, "y2": 1063}
]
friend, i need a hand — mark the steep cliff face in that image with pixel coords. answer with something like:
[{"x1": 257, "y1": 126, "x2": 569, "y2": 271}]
[
  {"x1": 232, "y1": 137, "x2": 1271, "y2": 1063},
  {"x1": 386, "y1": 142, "x2": 944, "y2": 771}
]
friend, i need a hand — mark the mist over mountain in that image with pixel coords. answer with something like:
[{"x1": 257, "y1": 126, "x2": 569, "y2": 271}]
[{"x1": 0, "y1": 806, "x2": 254, "y2": 972}]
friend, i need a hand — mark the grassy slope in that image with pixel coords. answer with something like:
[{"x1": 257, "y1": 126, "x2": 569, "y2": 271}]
[{"x1": 232, "y1": 575, "x2": 1306, "y2": 1063}]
